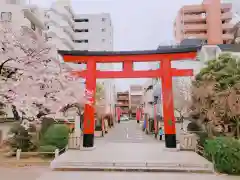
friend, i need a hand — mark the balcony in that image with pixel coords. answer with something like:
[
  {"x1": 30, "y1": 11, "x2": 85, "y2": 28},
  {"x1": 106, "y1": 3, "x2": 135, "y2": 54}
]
[
  {"x1": 22, "y1": 8, "x2": 45, "y2": 30},
  {"x1": 221, "y1": 12, "x2": 232, "y2": 21},
  {"x1": 122, "y1": 109, "x2": 129, "y2": 114},
  {"x1": 131, "y1": 102, "x2": 142, "y2": 106},
  {"x1": 184, "y1": 24, "x2": 207, "y2": 32},
  {"x1": 222, "y1": 23, "x2": 234, "y2": 31},
  {"x1": 117, "y1": 92, "x2": 129, "y2": 95},
  {"x1": 130, "y1": 92, "x2": 142, "y2": 96},
  {"x1": 46, "y1": 31, "x2": 75, "y2": 50},
  {"x1": 116, "y1": 103, "x2": 129, "y2": 107},
  {"x1": 117, "y1": 96, "x2": 129, "y2": 100},
  {"x1": 221, "y1": 4, "x2": 232, "y2": 12},
  {"x1": 181, "y1": 5, "x2": 205, "y2": 14},
  {"x1": 184, "y1": 32, "x2": 207, "y2": 39},
  {"x1": 222, "y1": 33, "x2": 234, "y2": 41},
  {"x1": 183, "y1": 14, "x2": 206, "y2": 23}
]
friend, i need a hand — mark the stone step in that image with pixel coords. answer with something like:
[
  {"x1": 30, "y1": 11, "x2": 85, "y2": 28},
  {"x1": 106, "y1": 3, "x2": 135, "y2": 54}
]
[{"x1": 51, "y1": 161, "x2": 214, "y2": 174}]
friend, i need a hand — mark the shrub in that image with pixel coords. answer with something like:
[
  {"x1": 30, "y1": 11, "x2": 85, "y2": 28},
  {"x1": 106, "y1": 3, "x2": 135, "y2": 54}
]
[
  {"x1": 204, "y1": 137, "x2": 240, "y2": 174},
  {"x1": 195, "y1": 131, "x2": 209, "y2": 147},
  {"x1": 40, "y1": 117, "x2": 55, "y2": 138},
  {"x1": 39, "y1": 145, "x2": 57, "y2": 157},
  {"x1": 8, "y1": 122, "x2": 32, "y2": 152},
  {"x1": 41, "y1": 124, "x2": 69, "y2": 149},
  {"x1": 187, "y1": 122, "x2": 202, "y2": 132}
]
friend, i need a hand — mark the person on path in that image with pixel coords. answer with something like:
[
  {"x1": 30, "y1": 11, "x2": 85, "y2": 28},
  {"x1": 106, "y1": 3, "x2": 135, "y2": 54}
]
[
  {"x1": 158, "y1": 127, "x2": 164, "y2": 140},
  {"x1": 104, "y1": 117, "x2": 109, "y2": 133},
  {"x1": 143, "y1": 118, "x2": 147, "y2": 131}
]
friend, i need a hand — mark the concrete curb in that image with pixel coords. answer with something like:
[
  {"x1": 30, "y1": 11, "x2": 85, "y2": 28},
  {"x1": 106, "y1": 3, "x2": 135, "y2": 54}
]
[
  {"x1": 0, "y1": 161, "x2": 51, "y2": 167},
  {"x1": 80, "y1": 146, "x2": 97, "y2": 151},
  {"x1": 53, "y1": 167, "x2": 213, "y2": 174}
]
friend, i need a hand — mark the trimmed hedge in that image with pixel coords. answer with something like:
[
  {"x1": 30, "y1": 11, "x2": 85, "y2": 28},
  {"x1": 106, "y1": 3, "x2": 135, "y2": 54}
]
[
  {"x1": 41, "y1": 124, "x2": 69, "y2": 149},
  {"x1": 204, "y1": 137, "x2": 240, "y2": 174},
  {"x1": 39, "y1": 145, "x2": 57, "y2": 157}
]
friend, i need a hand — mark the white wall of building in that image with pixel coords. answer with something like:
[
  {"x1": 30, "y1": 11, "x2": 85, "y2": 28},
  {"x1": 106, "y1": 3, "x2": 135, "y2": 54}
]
[
  {"x1": 143, "y1": 79, "x2": 154, "y2": 117},
  {"x1": 74, "y1": 13, "x2": 113, "y2": 51}
]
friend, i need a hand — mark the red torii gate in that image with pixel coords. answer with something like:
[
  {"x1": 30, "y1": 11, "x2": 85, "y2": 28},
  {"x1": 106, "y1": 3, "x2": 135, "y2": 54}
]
[{"x1": 58, "y1": 46, "x2": 200, "y2": 148}]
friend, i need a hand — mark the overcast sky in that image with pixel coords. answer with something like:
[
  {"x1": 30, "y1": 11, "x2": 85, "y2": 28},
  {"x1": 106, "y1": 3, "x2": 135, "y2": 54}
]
[{"x1": 30, "y1": 0, "x2": 205, "y2": 90}]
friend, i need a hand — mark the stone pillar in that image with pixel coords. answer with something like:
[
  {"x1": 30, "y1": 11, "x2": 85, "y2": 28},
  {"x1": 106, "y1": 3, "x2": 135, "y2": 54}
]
[
  {"x1": 72, "y1": 115, "x2": 81, "y2": 149},
  {"x1": 74, "y1": 115, "x2": 81, "y2": 137}
]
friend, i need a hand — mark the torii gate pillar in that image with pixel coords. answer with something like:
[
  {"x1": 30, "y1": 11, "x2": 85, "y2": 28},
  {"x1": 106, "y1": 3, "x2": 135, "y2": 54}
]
[
  {"x1": 161, "y1": 59, "x2": 176, "y2": 147},
  {"x1": 83, "y1": 59, "x2": 96, "y2": 147}
]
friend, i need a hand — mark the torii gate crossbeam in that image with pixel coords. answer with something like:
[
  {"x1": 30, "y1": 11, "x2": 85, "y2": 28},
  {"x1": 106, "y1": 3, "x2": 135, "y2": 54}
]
[{"x1": 58, "y1": 45, "x2": 200, "y2": 149}]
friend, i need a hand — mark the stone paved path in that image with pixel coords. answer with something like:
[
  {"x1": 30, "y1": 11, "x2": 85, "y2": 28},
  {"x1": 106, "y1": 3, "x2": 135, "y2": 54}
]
[
  {"x1": 35, "y1": 120, "x2": 239, "y2": 180},
  {"x1": 103, "y1": 120, "x2": 157, "y2": 143},
  {"x1": 50, "y1": 120, "x2": 212, "y2": 172}
]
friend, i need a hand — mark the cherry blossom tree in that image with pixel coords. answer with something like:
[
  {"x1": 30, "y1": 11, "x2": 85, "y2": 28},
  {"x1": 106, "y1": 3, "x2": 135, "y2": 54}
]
[
  {"x1": 0, "y1": 22, "x2": 86, "y2": 125},
  {"x1": 173, "y1": 78, "x2": 192, "y2": 128}
]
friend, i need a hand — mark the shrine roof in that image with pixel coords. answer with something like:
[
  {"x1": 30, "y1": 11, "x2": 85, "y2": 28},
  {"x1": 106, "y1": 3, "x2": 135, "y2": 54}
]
[{"x1": 58, "y1": 45, "x2": 201, "y2": 56}]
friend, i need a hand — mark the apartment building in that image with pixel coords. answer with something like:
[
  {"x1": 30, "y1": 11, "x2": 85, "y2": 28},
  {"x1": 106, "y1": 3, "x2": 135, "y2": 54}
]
[
  {"x1": 45, "y1": 1, "x2": 115, "y2": 114},
  {"x1": 0, "y1": 0, "x2": 116, "y2": 115},
  {"x1": 45, "y1": 1, "x2": 113, "y2": 52},
  {"x1": 0, "y1": 0, "x2": 45, "y2": 35},
  {"x1": 116, "y1": 92, "x2": 129, "y2": 115},
  {"x1": 129, "y1": 85, "x2": 143, "y2": 118},
  {"x1": 174, "y1": 0, "x2": 234, "y2": 45}
]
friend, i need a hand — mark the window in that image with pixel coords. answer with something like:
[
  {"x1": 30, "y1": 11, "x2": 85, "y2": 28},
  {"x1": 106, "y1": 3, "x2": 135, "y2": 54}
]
[
  {"x1": 74, "y1": 40, "x2": 88, "y2": 43},
  {"x1": 31, "y1": 22, "x2": 36, "y2": 31},
  {"x1": 101, "y1": 28, "x2": 106, "y2": 32},
  {"x1": 74, "y1": 29, "x2": 89, "y2": 32},
  {"x1": 1, "y1": 12, "x2": 12, "y2": 21},
  {"x1": 75, "y1": 19, "x2": 89, "y2": 22},
  {"x1": 102, "y1": 18, "x2": 106, "y2": 22}
]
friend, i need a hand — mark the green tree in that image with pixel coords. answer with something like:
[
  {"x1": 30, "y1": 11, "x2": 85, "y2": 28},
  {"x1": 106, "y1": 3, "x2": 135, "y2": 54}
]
[{"x1": 95, "y1": 82, "x2": 104, "y2": 102}]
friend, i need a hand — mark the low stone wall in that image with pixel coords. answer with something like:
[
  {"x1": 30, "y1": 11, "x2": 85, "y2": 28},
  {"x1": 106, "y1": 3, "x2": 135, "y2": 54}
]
[
  {"x1": 179, "y1": 131, "x2": 199, "y2": 151},
  {"x1": 68, "y1": 134, "x2": 81, "y2": 149}
]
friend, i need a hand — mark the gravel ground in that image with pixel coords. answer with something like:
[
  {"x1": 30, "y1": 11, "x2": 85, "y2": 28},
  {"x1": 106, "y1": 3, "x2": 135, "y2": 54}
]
[{"x1": 0, "y1": 166, "x2": 50, "y2": 180}]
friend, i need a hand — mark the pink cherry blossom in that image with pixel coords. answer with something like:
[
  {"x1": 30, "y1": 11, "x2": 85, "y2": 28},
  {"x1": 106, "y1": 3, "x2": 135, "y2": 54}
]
[{"x1": 0, "y1": 22, "x2": 87, "y2": 124}]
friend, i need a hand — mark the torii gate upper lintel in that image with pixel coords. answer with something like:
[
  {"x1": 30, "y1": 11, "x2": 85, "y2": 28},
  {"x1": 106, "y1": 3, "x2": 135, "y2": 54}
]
[{"x1": 58, "y1": 45, "x2": 200, "y2": 149}]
